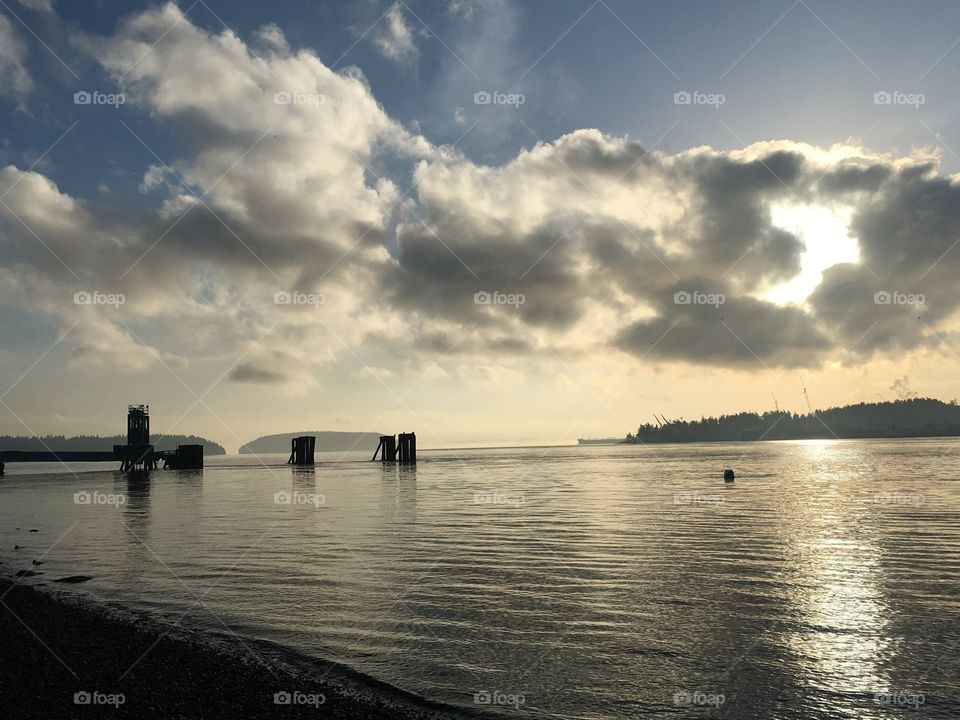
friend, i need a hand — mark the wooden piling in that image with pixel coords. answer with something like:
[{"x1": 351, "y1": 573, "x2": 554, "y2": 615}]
[
  {"x1": 371, "y1": 435, "x2": 397, "y2": 462},
  {"x1": 288, "y1": 436, "x2": 316, "y2": 465},
  {"x1": 397, "y1": 432, "x2": 416, "y2": 464}
]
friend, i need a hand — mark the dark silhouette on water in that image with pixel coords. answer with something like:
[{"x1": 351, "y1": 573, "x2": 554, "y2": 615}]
[
  {"x1": 0, "y1": 405, "x2": 203, "y2": 472},
  {"x1": 373, "y1": 435, "x2": 397, "y2": 462},
  {"x1": 372, "y1": 433, "x2": 417, "y2": 464},
  {"x1": 118, "y1": 404, "x2": 155, "y2": 471},
  {"x1": 724, "y1": 469, "x2": 735, "y2": 482},
  {"x1": 287, "y1": 436, "x2": 316, "y2": 465}
]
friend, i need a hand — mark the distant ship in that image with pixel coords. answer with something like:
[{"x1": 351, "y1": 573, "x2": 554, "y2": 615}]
[{"x1": 577, "y1": 438, "x2": 625, "y2": 445}]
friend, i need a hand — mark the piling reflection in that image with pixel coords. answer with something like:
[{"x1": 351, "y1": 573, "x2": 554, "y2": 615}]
[{"x1": 119, "y1": 470, "x2": 152, "y2": 573}]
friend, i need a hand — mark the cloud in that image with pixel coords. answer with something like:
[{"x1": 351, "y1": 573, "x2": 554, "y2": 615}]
[
  {"x1": 18, "y1": 0, "x2": 54, "y2": 13},
  {"x1": 0, "y1": 15, "x2": 32, "y2": 101},
  {"x1": 5, "y1": 4, "x2": 960, "y2": 387},
  {"x1": 371, "y1": 4, "x2": 419, "y2": 64},
  {"x1": 353, "y1": 366, "x2": 395, "y2": 380}
]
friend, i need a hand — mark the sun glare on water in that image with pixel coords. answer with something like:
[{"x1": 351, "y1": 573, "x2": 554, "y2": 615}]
[{"x1": 764, "y1": 203, "x2": 860, "y2": 305}]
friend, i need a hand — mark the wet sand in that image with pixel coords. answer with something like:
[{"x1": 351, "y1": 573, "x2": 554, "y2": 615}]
[{"x1": 0, "y1": 577, "x2": 474, "y2": 719}]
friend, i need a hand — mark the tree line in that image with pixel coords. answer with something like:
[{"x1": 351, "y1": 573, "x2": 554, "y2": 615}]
[
  {"x1": 625, "y1": 398, "x2": 960, "y2": 443},
  {"x1": 0, "y1": 434, "x2": 226, "y2": 454}
]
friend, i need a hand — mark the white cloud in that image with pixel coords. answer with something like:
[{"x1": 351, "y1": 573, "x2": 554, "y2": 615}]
[
  {"x1": 371, "y1": 4, "x2": 418, "y2": 64},
  {"x1": 0, "y1": 15, "x2": 32, "y2": 100},
  {"x1": 18, "y1": 0, "x2": 54, "y2": 13}
]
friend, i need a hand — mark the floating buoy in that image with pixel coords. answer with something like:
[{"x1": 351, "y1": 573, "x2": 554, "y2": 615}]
[{"x1": 724, "y1": 469, "x2": 735, "y2": 482}]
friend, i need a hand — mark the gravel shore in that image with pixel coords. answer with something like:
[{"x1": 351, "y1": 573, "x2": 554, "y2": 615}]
[{"x1": 0, "y1": 577, "x2": 474, "y2": 719}]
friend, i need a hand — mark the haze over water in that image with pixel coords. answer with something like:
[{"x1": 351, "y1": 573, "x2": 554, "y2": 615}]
[{"x1": 2, "y1": 440, "x2": 959, "y2": 718}]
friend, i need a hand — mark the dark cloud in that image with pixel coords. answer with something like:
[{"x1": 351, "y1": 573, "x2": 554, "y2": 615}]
[{"x1": 615, "y1": 295, "x2": 831, "y2": 369}]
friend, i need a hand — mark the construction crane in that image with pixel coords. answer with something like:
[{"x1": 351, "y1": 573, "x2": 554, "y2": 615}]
[
  {"x1": 772, "y1": 393, "x2": 780, "y2": 413},
  {"x1": 800, "y1": 376, "x2": 813, "y2": 414}
]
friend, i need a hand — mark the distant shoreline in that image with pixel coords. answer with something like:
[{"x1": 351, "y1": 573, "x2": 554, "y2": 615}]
[
  {"x1": 624, "y1": 398, "x2": 960, "y2": 445},
  {"x1": 0, "y1": 576, "x2": 471, "y2": 719},
  {"x1": 616, "y1": 430, "x2": 960, "y2": 444}
]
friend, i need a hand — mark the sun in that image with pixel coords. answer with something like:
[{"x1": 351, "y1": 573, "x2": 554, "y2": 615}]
[{"x1": 763, "y1": 203, "x2": 860, "y2": 305}]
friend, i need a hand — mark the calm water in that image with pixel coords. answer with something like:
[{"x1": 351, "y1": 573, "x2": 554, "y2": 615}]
[{"x1": 1, "y1": 440, "x2": 959, "y2": 718}]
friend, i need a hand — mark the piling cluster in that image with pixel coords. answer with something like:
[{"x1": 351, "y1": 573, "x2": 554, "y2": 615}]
[{"x1": 371, "y1": 433, "x2": 417, "y2": 464}]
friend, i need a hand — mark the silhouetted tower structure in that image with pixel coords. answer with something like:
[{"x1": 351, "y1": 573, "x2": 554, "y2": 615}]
[
  {"x1": 119, "y1": 404, "x2": 156, "y2": 471},
  {"x1": 127, "y1": 404, "x2": 150, "y2": 445}
]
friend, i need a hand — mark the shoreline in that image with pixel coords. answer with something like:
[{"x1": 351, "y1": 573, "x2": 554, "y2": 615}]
[{"x1": 0, "y1": 577, "x2": 477, "y2": 719}]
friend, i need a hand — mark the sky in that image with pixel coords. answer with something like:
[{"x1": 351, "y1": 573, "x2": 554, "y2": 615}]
[{"x1": 1, "y1": 0, "x2": 960, "y2": 451}]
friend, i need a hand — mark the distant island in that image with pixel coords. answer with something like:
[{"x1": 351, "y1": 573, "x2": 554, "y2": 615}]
[
  {"x1": 0, "y1": 434, "x2": 226, "y2": 455},
  {"x1": 622, "y1": 398, "x2": 960, "y2": 443},
  {"x1": 239, "y1": 431, "x2": 384, "y2": 454}
]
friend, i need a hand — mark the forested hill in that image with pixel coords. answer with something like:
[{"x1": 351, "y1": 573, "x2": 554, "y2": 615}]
[
  {"x1": 240, "y1": 431, "x2": 384, "y2": 454},
  {"x1": 628, "y1": 398, "x2": 960, "y2": 443},
  {"x1": 0, "y1": 434, "x2": 226, "y2": 455}
]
